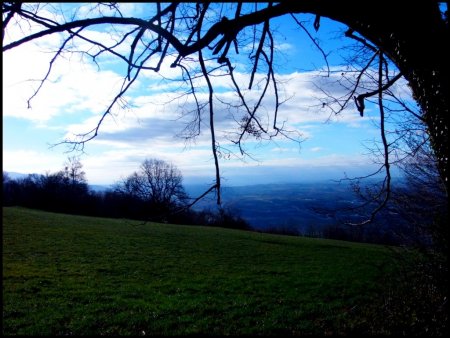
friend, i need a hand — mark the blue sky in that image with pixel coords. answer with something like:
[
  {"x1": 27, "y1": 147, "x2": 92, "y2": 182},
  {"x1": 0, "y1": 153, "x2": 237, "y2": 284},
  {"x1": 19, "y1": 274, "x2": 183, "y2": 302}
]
[{"x1": 2, "y1": 3, "x2": 412, "y2": 186}]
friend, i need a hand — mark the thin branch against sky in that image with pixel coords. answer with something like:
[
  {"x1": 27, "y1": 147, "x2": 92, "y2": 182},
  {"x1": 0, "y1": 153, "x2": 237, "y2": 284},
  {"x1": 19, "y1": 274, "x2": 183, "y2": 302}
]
[{"x1": 3, "y1": 3, "x2": 418, "y2": 188}]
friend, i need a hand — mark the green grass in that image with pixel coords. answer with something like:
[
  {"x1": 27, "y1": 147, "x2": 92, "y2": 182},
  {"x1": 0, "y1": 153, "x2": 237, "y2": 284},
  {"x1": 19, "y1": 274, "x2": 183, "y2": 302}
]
[{"x1": 3, "y1": 206, "x2": 404, "y2": 335}]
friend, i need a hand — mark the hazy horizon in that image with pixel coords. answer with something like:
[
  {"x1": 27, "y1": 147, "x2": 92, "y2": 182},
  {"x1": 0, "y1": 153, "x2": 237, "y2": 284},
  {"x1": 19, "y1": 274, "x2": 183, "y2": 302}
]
[{"x1": 5, "y1": 162, "x2": 397, "y2": 188}]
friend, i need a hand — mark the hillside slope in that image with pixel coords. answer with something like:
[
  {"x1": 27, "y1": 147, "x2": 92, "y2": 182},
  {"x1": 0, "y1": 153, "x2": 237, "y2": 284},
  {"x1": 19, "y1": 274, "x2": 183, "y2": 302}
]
[{"x1": 3, "y1": 207, "x2": 402, "y2": 335}]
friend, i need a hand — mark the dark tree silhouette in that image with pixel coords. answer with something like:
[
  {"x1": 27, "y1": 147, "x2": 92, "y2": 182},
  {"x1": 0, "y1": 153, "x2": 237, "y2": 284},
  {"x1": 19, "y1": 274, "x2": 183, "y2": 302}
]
[
  {"x1": 62, "y1": 156, "x2": 87, "y2": 186},
  {"x1": 2, "y1": 2, "x2": 448, "y2": 203},
  {"x1": 116, "y1": 158, "x2": 188, "y2": 220}
]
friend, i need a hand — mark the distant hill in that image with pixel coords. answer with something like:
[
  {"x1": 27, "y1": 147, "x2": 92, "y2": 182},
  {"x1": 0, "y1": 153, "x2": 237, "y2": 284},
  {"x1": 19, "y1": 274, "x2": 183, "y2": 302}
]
[
  {"x1": 3, "y1": 171, "x2": 33, "y2": 180},
  {"x1": 89, "y1": 184, "x2": 113, "y2": 192}
]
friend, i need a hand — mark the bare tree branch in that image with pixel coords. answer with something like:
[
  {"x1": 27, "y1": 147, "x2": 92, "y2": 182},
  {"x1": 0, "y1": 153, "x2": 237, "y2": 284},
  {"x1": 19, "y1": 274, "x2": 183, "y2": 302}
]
[
  {"x1": 290, "y1": 14, "x2": 330, "y2": 76},
  {"x1": 248, "y1": 13, "x2": 269, "y2": 89},
  {"x1": 354, "y1": 71, "x2": 403, "y2": 117},
  {"x1": 3, "y1": 2, "x2": 448, "y2": 216},
  {"x1": 347, "y1": 51, "x2": 391, "y2": 226},
  {"x1": 198, "y1": 47, "x2": 221, "y2": 205},
  {"x1": 27, "y1": 28, "x2": 83, "y2": 108},
  {"x1": 2, "y1": 2, "x2": 22, "y2": 40}
]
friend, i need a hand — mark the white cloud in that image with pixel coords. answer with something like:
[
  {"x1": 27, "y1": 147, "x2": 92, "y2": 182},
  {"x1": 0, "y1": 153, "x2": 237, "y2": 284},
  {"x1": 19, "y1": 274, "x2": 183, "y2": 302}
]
[
  {"x1": 4, "y1": 7, "x2": 411, "y2": 187},
  {"x1": 77, "y1": 143, "x2": 220, "y2": 185},
  {"x1": 3, "y1": 40, "x2": 127, "y2": 123},
  {"x1": 2, "y1": 150, "x2": 66, "y2": 175},
  {"x1": 270, "y1": 147, "x2": 298, "y2": 153},
  {"x1": 76, "y1": 3, "x2": 147, "y2": 19}
]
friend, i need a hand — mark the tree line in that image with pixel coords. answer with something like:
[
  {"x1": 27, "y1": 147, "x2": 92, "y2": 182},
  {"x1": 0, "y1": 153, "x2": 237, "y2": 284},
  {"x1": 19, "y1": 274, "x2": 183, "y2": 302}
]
[{"x1": 2, "y1": 157, "x2": 251, "y2": 231}]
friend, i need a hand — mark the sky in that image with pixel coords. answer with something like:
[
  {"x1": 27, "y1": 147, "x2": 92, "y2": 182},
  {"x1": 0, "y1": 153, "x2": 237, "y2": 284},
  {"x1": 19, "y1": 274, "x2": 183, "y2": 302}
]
[{"x1": 2, "y1": 3, "x2": 414, "y2": 187}]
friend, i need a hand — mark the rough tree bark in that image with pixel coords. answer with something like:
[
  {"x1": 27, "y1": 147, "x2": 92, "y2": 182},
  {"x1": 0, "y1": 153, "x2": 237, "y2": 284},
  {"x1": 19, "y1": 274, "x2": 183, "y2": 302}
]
[
  {"x1": 305, "y1": 1, "x2": 449, "y2": 196},
  {"x1": 232, "y1": 0, "x2": 449, "y2": 195}
]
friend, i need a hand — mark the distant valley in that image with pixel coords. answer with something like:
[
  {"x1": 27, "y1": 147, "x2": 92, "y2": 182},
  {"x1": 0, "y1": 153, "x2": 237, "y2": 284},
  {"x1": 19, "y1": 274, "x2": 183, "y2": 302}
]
[{"x1": 186, "y1": 181, "x2": 366, "y2": 233}]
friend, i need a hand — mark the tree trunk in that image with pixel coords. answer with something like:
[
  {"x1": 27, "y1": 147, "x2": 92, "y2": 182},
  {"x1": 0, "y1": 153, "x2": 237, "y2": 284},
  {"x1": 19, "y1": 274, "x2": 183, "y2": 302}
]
[
  {"x1": 345, "y1": 3, "x2": 449, "y2": 196},
  {"x1": 288, "y1": 1, "x2": 449, "y2": 195}
]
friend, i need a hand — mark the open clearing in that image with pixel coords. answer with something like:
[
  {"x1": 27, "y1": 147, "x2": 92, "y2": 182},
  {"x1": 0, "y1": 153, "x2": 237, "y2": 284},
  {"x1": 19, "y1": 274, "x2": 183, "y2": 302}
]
[{"x1": 3, "y1": 207, "x2": 403, "y2": 335}]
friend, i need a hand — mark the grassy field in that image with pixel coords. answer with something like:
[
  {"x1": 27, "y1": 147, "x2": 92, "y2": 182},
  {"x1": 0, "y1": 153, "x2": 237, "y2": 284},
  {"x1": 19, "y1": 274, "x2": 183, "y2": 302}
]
[{"x1": 3, "y1": 207, "x2": 406, "y2": 335}]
